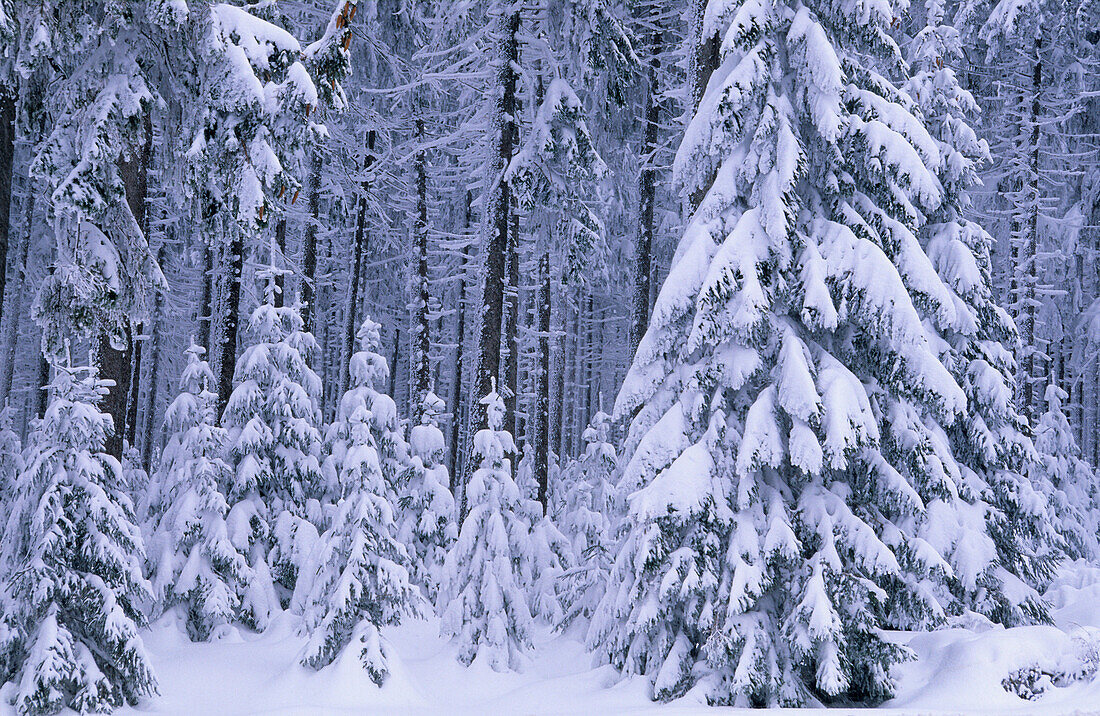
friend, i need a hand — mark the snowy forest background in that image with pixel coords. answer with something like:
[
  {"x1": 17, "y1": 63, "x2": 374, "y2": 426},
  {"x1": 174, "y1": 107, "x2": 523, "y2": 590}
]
[{"x1": 0, "y1": 0, "x2": 1099, "y2": 713}]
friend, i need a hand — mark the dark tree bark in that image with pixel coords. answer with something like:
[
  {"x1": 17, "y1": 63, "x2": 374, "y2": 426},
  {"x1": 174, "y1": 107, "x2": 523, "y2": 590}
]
[
  {"x1": 124, "y1": 323, "x2": 142, "y2": 449},
  {"x1": 301, "y1": 150, "x2": 322, "y2": 334},
  {"x1": 215, "y1": 227, "x2": 244, "y2": 419},
  {"x1": 1, "y1": 175, "x2": 33, "y2": 407},
  {"x1": 199, "y1": 242, "x2": 214, "y2": 351},
  {"x1": 340, "y1": 129, "x2": 376, "y2": 397},
  {"x1": 534, "y1": 250, "x2": 550, "y2": 509},
  {"x1": 469, "y1": 8, "x2": 519, "y2": 433},
  {"x1": 411, "y1": 118, "x2": 431, "y2": 419},
  {"x1": 687, "y1": 0, "x2": 721, "y2": 212},
  {"x1": 630, "y1": 28, "x2": 662, "y2": 354},
  {"x1": 273, "y1": 217, "x2": 287, "y2": 308},
  {"x1": 102, "y1": 115, "x2": 151, "y2": 459}
]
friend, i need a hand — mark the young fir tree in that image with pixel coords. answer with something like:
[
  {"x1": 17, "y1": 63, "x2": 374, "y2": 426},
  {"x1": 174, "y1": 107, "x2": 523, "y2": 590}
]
[
  {"x1": 558, "y1": 410, "x2": 617, "y2": 628},
  {"x1": 223, "y1": 261, "x2": 323, "y2": 630},
  {"x1": 590, "y1": 0, "x2": 1055, "y2": 706},
  {"x1": 438, "y1": 384, "x2": 533, "y2": 672},
  {"x1": 145, "y1": 342, "x2": 248, "y2": 641},
  {"x1": 294, "y1": 393, "x2": 420, "y2": 683},
  {"x1": 320, "y1": 318, "x2": 410, "y2": 509},
  {"x1": 397, "y1": 390, "x2": 456, "y2": 602},
  {"x1": 0, "y1": 366, "x2": 156, "y2": 715},
  {"x1": 1033, "y1": 384, "x2": 1100, "y2": 561}
]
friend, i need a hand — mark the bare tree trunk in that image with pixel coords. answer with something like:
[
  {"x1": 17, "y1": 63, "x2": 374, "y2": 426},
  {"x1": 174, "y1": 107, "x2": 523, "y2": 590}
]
[
  {"x1": 0, "y1": 89, "x2": 14, "y2": 325},
  {"x1": 469, "y1": 8, "x2": 519, "y2": 430},
  {"x1": 503, "y1": 209, "x2": 520, "y2": 438},
  {"x1": 140, "y1": 242, "x2": 167, "y2": 473},
  {"x1": 125, "y1": 324, "x2": 142, "y2": 449},
  {"x1": 199, "y1": 242, "x2": 214, "y2": 351},
  {"x1": 687, "y1": 0, "x2": 720, "y2": 212},
  {"x1": 1, "y1": 176, "x2": 33, "y2": 406},
  {"x1": 630, "y1": 28, "x2": 662, "y2": 354},
  {"x1": 102, "y1": 115, "x2": 152, "y2": 459},
  {"x1": 341, "y1": 130, "x2": 376, "y2": 397},
  {"x1": 448, "y1": 192, "x2": 473, "y2": 486},
  {"x1": 215, "y1": 226, "x2": 244, "y2": 418},
  {"x1": 411, "y1": 119, "x2": 431, "y2": 419},
  {"x1": 534, "y1": 250, "x2": 550, "y2": 509},
  {"x1": 302, "y1": 150, "x2": 322, "y2": 334},
  {"x1": 273, "y1": 217, "x2": 287, "y2": 308}
]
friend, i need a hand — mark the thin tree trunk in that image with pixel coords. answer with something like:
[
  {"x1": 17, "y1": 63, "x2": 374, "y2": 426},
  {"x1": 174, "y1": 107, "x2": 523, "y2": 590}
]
[
  {"x1": 302, "y1": 150, "x2": 322, "y2": 334},
  {"x1": 687, "y1": 0, "x2": 720, "y2": 212},
  {"x1": 215, "y1": 226, "x2": 244, "y2": 418},
  {"x1": 273, "y1": 217, "x2": 287, "y2": 308},
  {"x1": 341, "y1": 130, "x2": 376, "y2": 396},
  {"x1": 140, "y1": 242, "x2": 167, "y2": 473},
  {"x1": 1, "y1": 176, "x2": 33, "y2": 406},
  {"x1": 534, "y1": 250, "x2": 550, "y2": 509},
  {"x1": 447, "y1": 195, "x2": 472, "y2": 486},
  {"x1": 503, "y1": 208, "x2": 520, "y2": 438},
  {"x1": 412, "y1": 119, "x2": 431, "y2": 419},
  {"x1": 0, "y1": 89, "x2": 15, "y2": 325},
  {"x1": 199, "y1": 242, "x2": 214, "y2": 351},
  {"x1": 124, "y1": 323, "x2": 143, "y2": 449}
]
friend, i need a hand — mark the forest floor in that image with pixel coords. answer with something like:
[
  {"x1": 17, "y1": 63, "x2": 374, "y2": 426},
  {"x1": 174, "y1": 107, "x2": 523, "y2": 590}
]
[{"x1": 16, "y1": 562, "x2": 1100, "y2": 715}]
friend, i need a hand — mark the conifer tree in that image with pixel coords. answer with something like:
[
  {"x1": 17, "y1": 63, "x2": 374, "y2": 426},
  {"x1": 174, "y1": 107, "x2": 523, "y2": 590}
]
[
  {"x1": 0, "y1": 366, "x2": 156, "y2": 715},
  {"x1": 397, "y1": 390, "x2": 456, "y2": 601},
  {"x1": 295, "y1": 388, "x2": 420, "y2": 682},
  {"x1": 439, "y1": 384, "x2": 533, "y2": 671},
  {"x1": 590, "y1": 0, "x2": 1057, "y2": 705},
  {"x1": 222, "y1": 261, "x2": 323, "y2": 630},
  {"x1": 145, "y1": 342, "x2": 248, "y2": 641},
  {"x1": 0, "y1": 406, "x2": 22, "y2": 509},
  {"x1": 559, "y1": 410, "x2": 617, "y2": 627}
]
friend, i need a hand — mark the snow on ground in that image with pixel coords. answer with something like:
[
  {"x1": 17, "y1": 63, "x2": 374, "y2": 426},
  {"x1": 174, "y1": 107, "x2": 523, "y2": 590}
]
[{"x1": 8, "y1": 562, "x2": 1100, "y2": 715}]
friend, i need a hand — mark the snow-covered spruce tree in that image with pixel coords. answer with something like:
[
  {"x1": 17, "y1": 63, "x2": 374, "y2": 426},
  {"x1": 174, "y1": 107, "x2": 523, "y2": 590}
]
[
  {"x1": 906, "y1": 0, "x2": 1060, "y2": 623},
  {"x1": 439, "y1": 384, "x2": 533, "y2": 671},
  {"x1": 589, "y1": 0, "x2": 1056, "y2": 705},
  {"x1": 558, "y1": 410, "x2": 617, "y2": 628},
  {"x1": 1033, "y1": 384, "x2": 1100, "y2": 561},
  {"x1": 320, "y1": 318, "x2": 410, "y2": 509},
  {"x1": 0, "y1": 366, "x2": 156, "y2": 714},
  {"x1": 145, "y1": 342, "x2": 248, "y2": 641},
  {"x1": 222, "y1": 261, "x2": 323, "y2": 630},
  {"x1": 295, "y1": 396, "x2": 420, "y2": 683},
  {"x1": 397, "y1": 390, "x2": 456, "y2": 602}
]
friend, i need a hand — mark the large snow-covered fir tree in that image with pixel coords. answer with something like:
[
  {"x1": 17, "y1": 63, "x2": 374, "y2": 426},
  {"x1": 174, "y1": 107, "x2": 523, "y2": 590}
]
[
  {"x1": 0, "y1": 366, "x2": 156, "y2": 715},
  {"x1": 294, "y1": 390, "x2": 420, "y2": 683},
  {"x1": 222, "y1": 261, "x2": 323, "y2": 630},
  {"x1": 589, "y1": 0, "x2": 1058, "y2": 706},
  {"x1": 145, "y1": 342, "x2": 248, "y2": 641},
  {"x1": 439, "y1": 385, "x2": 533, "y2": 672}
]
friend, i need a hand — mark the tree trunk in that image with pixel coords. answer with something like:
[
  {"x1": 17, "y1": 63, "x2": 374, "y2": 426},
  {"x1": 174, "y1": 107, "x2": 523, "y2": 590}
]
[
  {"x1": 534, "y1": 250, "x2": 550, "y2": 509},
  {"x1": 341, "y1": 130, "x2": 376, "y2": 397},
  {"x1": 687, "y1": 0, "x2": 720, "y2": 212},
  {"x1": 412, "y1": 119, "x2": 431, "y2": 419},
  {"x1": 273, "y1": 217, "x2": 287, "y2": 308},
  {"x1": 102, "y1": 115, "x2": 152, "y2": 459},
  {"x1": 199, "y1": 242, "x2": 214, "y2": 351},
  {"x1": 1, "y1": 175, "x2": 33, "y2": 407},
  {"x1": 301, "y1": 150, "x2": 322, "y2": 334},
  {"x1": 630, "y1": 28, "x2": 662, "y2": 354},
  {"x1": 140, "y1": 245, "x2": 166, "y2": 474},
  {"x1": 0, "y1": 90, "x2": 15, "y2": 326},
  {"x1": 447, "y1": 193, "x2": 473, "y2": 486},
  {"x1": 215, "y1": 227, "x2": 244, "y2": 418},
  {"x1": 503, "y1": 208, "x2": 520, "y2": 439},
  {"x1": 125, "y1": 323, "x2": 143, "y2": 448},
  {"x1": 469, "y1": 8, "x2": 519, "y2": 432}
]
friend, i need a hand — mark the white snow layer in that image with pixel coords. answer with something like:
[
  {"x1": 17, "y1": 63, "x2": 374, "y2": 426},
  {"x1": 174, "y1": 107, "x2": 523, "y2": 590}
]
[{"x1": 6, "y1": 561, "x2": 1099, "y2": 714}]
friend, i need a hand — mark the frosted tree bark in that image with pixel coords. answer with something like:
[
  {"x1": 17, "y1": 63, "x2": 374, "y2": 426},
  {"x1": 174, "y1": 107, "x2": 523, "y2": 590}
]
[
  {"x1": 533, "y1": 250, "x2": 550, "y2": 508},
  {"x1": 411, "y1": 119, "x2": 431, "y2": 419},
  {"x1": 630, "y1": 28, "x2": 662, "y2": 353},
  {"x1": 301, "y1": 150, "x2": 322, "y2": 334},
  {"x1": 0, "y1": 89, "x2": 14, "y2": 324}
]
